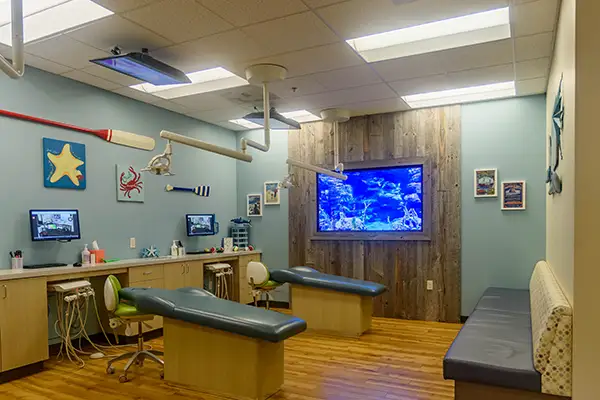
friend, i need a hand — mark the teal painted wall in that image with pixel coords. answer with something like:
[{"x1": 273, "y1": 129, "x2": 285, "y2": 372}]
[
  {"x1": 461, "y1": 95, "x2": 547, "y2": 315},
  {"x1": 236, "y1": 130, "x2": 289, "y2": 301},
  {"x1": 0, "y1": 68, "x2": 238, "y2": 268}
]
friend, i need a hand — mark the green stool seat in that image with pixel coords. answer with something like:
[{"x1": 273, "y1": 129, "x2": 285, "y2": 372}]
[
  {"x1": 259, "y1": 280, "x2": 281, "y2": 289},
  {"x1": 114, "y1": 303, "x2": 147, "y2": 318}
]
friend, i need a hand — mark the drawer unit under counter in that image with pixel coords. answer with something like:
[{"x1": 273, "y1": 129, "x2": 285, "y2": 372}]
[{"x1": 128, "y1": 264, "x2": 164, "y2": 284}]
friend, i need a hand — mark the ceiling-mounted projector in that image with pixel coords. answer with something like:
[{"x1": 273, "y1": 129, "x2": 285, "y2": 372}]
[{"x1": 90, "y1": 48, "x2": 190, "y2": 86}]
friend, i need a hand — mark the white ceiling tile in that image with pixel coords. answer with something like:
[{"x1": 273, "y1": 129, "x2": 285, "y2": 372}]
[
  {"x1": 516, "y1": 77, "x2": 547, "y2": 96},
  {"x1": 249, "y1": 42, "x2": 364, "y2": 78},
  {"x1": 152, "y1": 30, "x2": 269, "y2": 74},
  {"x1": 303, "y1": 0, "x2": 349, "y2": 8},
  {"x1": 437, "y1": 39, "x2": 514, "y2": 74},
  {"x1": 389, "y1": 63, "x2": 514, "y2": 96},
  {"x1": 515, "y1": 32, "x2": 554, "y2": 61},
  {"x1": 312, "y1": 65, "x2": 382, "y2": 91},
  {"x1": 112, "y1": 87, "x2": 161, "y2": 103},
  {"x1": 123, "y1": 0, "x2": 233, "y2": 43},
  {"x1": 79, "y1": 64, "x2": 143, "y2": 86},
  {"x1": 61, "y1": 70, "x2": 122, "y2": 90},
  {"x1": 0, "y1": 44, "x2": 73, "y2": 74},
  {"x1": 67, "y1": 15, "x2": 172, "y2": 53},
  {"x1": 170, "y1": 93, "x2": 238, "y2": 111},
  {"x1": 511, "y1": 0, "x2": 559, "y2": 37},
  {"x1": 268, "y1": 76, "x2": 327, "y2": 99},
  {"x1": 316, "y1": 0, "x2": 508, "y2": 39},
  {"x1": 515, "y1": 57, "x2": 550, "y2": 80},
  {"x1": 26, "y1": 36, "x2": 109, "y2": 69},
  {"x1": 284, "y1": 83, "x2": 397, "y2": 110},
  {"x1": 342, "y1": 98, "x2": 411, "y2": 116},
  {"x1": 91, "y1": 0, "x2": 158, "y2": 13},
  {"x1": 211, "y1": 121, "x2": 247, "y2": 131},
  {"x1": 199, "y1": 0, "x2": 307, "y2": 27},
  {"x1": 242, "y1": 12, "x2": 339, "y2": 55},
  {"x1": 187, "y1": 105, "x2": 253, "y2": 122},
  {"x1": 153, "y1": 100, "x2": 194, "y2": 114},
  {"x1": 371, "y1": 51, "x2": 445, "y2": 82}
]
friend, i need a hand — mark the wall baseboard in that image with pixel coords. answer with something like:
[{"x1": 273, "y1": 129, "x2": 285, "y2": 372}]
[
  {"x1": 0, "y1": 361, "x2": 43, "y2": 383},
  {"x1": 460, "y1": 315, "x2": 469, "y2": 323}
]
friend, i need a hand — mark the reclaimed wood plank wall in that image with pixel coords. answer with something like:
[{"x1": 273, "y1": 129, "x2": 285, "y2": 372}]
[{"x1": 288, "y1": 106, "x2": 461, "y2": 322}]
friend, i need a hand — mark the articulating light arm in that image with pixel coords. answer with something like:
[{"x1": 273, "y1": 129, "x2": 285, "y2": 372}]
[
  {"x1": 286, "y1": 158, "x2": 347, "y2": 181},
  {"x1": 240, "y1": 82, "x2": 271, "y2": 153},
  {"x1": 0, "y1": 0, "x2": 24, "y2": 79},
  {"x1": 160, "y1": 130, "x2": 253, "y2": 163}
]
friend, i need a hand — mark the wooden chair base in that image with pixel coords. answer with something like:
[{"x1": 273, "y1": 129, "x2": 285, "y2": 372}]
[
  {"x1": 455, "y1": 381, "x2": 571, "y2": 400},
  {"x1": 163, "y1": 318, "x2": 283, "y2": 400},
  {"x1": 290, "y1": 285, "x2": 373, "y2": 337}
]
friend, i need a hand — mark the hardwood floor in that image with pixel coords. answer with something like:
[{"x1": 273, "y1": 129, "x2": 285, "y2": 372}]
[{"x1": 0, "y1": 316, "x2": 461, "y2": 400}]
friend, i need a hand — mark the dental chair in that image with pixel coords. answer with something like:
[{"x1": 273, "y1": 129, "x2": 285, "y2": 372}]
[
  {"x1": 104, "y1": 275, "x2": 164, "y2": 383},
  {"x1": 247, "y1": 261, "x2": 282, "y2": 309}
]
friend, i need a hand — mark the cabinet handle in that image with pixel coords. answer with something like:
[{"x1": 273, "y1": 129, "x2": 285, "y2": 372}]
[
  {"x1": 181, "y1": 265, "x2": 185, "y2": 275},
  {"x1": 2, "y1": 285, "x2": 6, "y2": 299},
  {"x1": 143, "y1": 271, "x2": 153, "y2": 276},
  {"x1": 186, "y1": 265, "x2": 190, "y2": 274}
]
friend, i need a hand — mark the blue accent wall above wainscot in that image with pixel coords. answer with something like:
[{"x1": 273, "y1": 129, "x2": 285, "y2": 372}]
[
  {"x1": 0, "y1": 67, "x2": 237, "y2": 267},
  {"x1": 461, "y1": 95, "x2": 547, "y2": 315}
]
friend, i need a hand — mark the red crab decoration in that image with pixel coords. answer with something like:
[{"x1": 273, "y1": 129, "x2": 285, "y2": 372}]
[{"x1": 119, "y1": 166, "x2": 143, "y2": 198}]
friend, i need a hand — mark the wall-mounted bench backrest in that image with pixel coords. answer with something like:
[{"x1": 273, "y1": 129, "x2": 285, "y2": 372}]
[{"x1": 530, "y1": 261, "x2": 573, "y2": 397}]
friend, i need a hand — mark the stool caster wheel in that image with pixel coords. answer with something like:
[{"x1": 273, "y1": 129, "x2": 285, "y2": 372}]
[
  {"x1": 160, "y1": 370, "x2": 164, "y2": 379},
  {"x1": 106, "y1": 366, "x2": 115, "y2": 375},
  {"x1": 119, "y1": 374, "x2": 129, "y2": 383}
]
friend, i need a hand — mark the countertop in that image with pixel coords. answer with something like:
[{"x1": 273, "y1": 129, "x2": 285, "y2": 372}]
[{"x1": 0, "y1": 250, "x2": 262, "y2": 282}]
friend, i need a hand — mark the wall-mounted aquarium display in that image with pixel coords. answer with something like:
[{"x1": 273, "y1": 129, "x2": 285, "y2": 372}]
[{"x1": 314, "y1": 158, "x2": 431, "y2": 241}]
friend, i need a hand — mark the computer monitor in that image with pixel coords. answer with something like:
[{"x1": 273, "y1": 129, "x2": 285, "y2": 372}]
[
  {"x1": 186, "y1": 214, "x2": 217, "y2": 236},
  {"x1": 30, "y1": 210, "x2": 81, "y2": 242}
]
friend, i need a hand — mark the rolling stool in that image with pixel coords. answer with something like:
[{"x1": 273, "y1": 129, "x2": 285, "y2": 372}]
[
  {"x1": 247, "y1": 261, "x2": 282, "y2": 310},
  {"x1": 104, "y1": 275, "x2": 164, "y2": 382}
]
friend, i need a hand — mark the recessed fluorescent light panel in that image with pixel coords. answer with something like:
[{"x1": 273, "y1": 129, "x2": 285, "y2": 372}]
[
  {"x1": 346, "y1": 7, "x2": 510, "y2": 63},
  {"x1": 402, "y1": 81, "x2": 516, "y2": 109},
  {"x1": 229, "y1": 119, "x2": 262, "y2": 129},
  {"x1": 281, "y1": 110, "x2": 321, "y2": 123},
  {"x1": 130, "y1": 67, "x2": 248, "y2": 99},
  {"x1": 0, "y1": 0, "x2": 113, "y2": 46}
]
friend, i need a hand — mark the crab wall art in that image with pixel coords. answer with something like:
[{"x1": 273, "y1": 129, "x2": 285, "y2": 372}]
[{"x1": 116, "y1": 165, "x2": 144, "y2": 203}]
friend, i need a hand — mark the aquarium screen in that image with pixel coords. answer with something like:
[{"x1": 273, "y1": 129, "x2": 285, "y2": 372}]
[{"x1": 317, "y1": 165, "x2": 423, "y2": 232}]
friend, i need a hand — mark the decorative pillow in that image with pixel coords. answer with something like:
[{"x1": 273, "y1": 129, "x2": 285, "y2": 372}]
[{"x1": 530, "y1": 261, "x2": 572, "y2": 397}]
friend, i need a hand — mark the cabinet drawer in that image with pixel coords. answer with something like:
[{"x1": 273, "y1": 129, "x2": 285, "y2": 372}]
[
  {"x1": 128, "y1": 278, "x2": 164, "y2": 289},
  {"x1": 129, "y1": 265, "x2": 164, "y2": 283}
]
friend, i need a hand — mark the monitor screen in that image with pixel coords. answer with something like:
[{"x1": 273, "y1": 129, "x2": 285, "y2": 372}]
[
  {"x1": 186, "y1": 214, "x2": 216, "y2": 236},
  {"x1": 30, "y1": 210, "x2": 81, "y2": 241}
]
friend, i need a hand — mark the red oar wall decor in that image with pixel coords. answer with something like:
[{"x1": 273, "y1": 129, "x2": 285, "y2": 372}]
[{"x1": 0, "y1": 109, "x2": 155, "y2": 151}]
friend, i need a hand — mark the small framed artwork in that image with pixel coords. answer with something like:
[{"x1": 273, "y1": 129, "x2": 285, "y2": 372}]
[
  {"x1": 264, "y1": 181, "x2": 280, "y2": 205},
  {"x1": 116, "y1": 165, "x2": 144, "y2": 202},
  {"x1": 247, "y1": 194, "x2": 263, "y2": 217},
  {"x1": 474, "y1": 168, "x2": 498, "y2": 197},
  {"x1": 501, "y1": 181, "x2": 526, "y2": 211}
]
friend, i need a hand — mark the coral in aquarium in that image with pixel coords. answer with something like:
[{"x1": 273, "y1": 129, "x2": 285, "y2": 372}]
[{"x1": 317, "y1": 165, "x2": 423, "y2": 232}]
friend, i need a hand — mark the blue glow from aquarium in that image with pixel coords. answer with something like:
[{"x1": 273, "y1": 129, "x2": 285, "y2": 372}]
[{"x1": 317, "y1": 165, "x2": 423, "y2": 232}]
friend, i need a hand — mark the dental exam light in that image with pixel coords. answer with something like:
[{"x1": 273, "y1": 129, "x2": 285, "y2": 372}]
[
  {"x1": 160, "y1": 131, "x2": 253, "y2": 163},
  {"x1": 0, "y1": 0, "x2": 24, "y2": 79}
]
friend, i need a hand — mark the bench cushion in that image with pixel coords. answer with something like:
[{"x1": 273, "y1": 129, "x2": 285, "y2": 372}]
[
  {"x1": 120, "y1": 287, "x2": 306, "y2": 342},
  {"x1": 270, "y1": 267, "x2": 386, "y2": 297},
  {"x1": 444, "y1": 288, "x2": 541, "y2": 392}
]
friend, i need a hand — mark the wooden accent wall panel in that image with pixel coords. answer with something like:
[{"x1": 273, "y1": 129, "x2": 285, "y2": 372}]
[{"x1": 288, "y1": 106, "x2": 461, "y2": 322}]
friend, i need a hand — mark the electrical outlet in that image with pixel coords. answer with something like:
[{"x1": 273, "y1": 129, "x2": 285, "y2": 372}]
[
  {"x1": 130, "y1": 238, "x2": 136, "y2": 249},
  {"x1": 427, "y1": 280, "x2": 434, "y2": 291}
]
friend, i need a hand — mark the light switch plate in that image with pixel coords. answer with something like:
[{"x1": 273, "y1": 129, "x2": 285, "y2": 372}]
[
  {"x1": 426, "y1": 280, "x2": 434, "y2": 291},
  {"x1": 130, "y1": 237, "x2": 136, "y2": 249}
]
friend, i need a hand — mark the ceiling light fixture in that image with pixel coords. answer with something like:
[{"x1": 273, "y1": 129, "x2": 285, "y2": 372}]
[
  {"x1": 130, "y1": 67, "x2": 248, "y2": 99},
  {"x1": 346, "y1": 7, "x2": 510, "y2": 63},
  {"x1": 401, "y1": 81, "x2": 516, "y2": 109},
  {"x1": 0, "y1": 0, "x2": 113, "y2": 46},
  {"x1": 243, "y1": 107, "x2": 301, "y2": 130},
  {"x1": 229, "y1": 119, "x2": 262, "y2": 130},
  {"x1": 281, "y1": 110, "x2": 321, "y2": 123}
]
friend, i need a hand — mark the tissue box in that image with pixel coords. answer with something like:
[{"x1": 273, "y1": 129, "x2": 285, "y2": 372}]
[{"x1": 90, "y1": 249, "x2": 105, "y2": 263}]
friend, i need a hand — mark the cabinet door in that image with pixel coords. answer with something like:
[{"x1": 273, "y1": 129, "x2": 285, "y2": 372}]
[
  {"x1": 186, "y1": 261, "x2": 204, "y2": 288},
  {"x1": 164, "y1": 262, "x2": 186, "y2": 290},
  {"x1": 0, "y1": 278, "x2": 49, "y2": 371}
]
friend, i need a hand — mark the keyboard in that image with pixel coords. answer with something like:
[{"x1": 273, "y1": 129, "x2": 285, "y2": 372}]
[{"x1": 23, "y1": 263, "x2": 68, "y2": 269}]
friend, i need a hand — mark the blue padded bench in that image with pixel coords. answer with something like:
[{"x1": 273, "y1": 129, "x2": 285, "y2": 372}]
[
  {"x1": 444, "y1": 287, "x2": 570, "y2": 400},
  {"x1": 270, "y1": 266, "x2": 386, "y2": 336}
]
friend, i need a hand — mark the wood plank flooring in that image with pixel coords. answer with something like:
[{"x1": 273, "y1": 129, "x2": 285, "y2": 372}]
[{"x1": 0, "y1": 316, "x2": 461, "y2": 400}]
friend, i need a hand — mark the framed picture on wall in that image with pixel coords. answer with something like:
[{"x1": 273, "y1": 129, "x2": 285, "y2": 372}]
[
  {"x1": 474, "y1": 168, "x2": 498, "y2": 197},
  {"x1": 501, "y1": 181, "x2": 526, "y2": 210},
  {"x1": 264, "y1": 181, "x2": 280, "y2": 205},
  {"x1": 247, "y1": 194, "x2": 263, "y2": 217}
]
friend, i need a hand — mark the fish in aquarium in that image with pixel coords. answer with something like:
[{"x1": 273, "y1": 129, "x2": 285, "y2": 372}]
[{"x1": 317, "y1": 165, "x2": 423, "y2": 232}]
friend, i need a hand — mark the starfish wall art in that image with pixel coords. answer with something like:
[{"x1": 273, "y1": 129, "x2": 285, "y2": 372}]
[{"x1": 43, "y1": 138, "x2": 86, "y2": 190}]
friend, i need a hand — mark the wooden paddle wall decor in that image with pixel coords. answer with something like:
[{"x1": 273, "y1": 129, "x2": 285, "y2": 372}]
[{"x1": 289, "y1": 106, "x2": 461, "y2": 322}]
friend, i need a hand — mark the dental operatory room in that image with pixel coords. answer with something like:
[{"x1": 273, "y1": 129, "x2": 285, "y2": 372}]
[{"x1": 1, "y1": 0, "x2": 599, "y2": 399}]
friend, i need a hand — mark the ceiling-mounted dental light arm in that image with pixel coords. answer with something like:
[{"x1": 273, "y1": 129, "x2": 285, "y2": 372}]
[
  {"x1": 0, "y1": 0, "x2": 24, "y2": 79},
  {"x1": 160, "y1": 130, "x2": 253, "y2": 163},
  {"x1": 321, "y1": 108, "x2": 351, "y2": 175},
  {"x1": 287, "y1": 158, "x2": 348, "y2": 181},
  {"x1": 241, "y1": 81, "x2": 271, "y2": 153}
]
